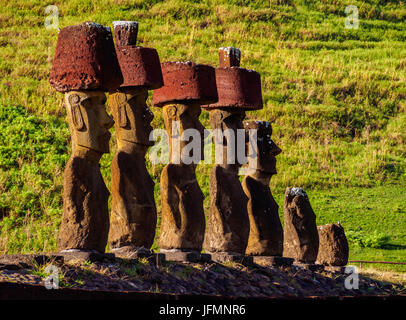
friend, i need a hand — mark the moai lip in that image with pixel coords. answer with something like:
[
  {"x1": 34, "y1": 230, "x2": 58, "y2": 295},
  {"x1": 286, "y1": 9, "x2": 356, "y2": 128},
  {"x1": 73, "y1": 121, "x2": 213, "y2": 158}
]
[
  {"x1": 113, "y1": 21, "x2": 163, "y2": 90},
  {"x1": 153, "y1": 61, "x2": 218, "y2": 107},
  {"x1": 283, "y1": 187, "x2": 320, "y2": 264},
  {"x1": 316, "y1": 223, "x2": 349, "y2": 266},
  {"x1": 49, "y1": 22, "x2": 123, "y2": 92},
  {"x1": 203, "y1": 47, "x2": 263, "y2": 110}
]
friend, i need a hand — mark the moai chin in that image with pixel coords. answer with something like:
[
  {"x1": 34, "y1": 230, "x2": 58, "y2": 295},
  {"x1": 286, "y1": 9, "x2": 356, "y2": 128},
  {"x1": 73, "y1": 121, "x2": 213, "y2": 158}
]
[
  {"x1": 49, "y1": 22, "x2": 122, "y2": 253},
  {"x1": 283, "y1": 187, "x2": 319, "y2": 264},
  {"x1": 153, "y1": 61, "x2": 218, "y2": 257},
  {"x1": 107, "y1": 21, "x2": 164, "y2": 258},
  {"x1": 202, "y1": 47, "x2": 263, "y2": 257},
  {"x1": 242, "y1": 121, "x2": 284, "y2": 258}
]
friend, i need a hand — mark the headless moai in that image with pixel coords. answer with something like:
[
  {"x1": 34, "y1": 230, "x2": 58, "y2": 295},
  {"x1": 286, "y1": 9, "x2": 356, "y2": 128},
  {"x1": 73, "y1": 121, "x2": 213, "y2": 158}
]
[
  {"x1": 49, "y1": 22, "x2": 122, "y2": 254},
  {"x1": 202, "y1": 47, "x2": 263, "y2": 262},
  {"x1": 317, "y1": 223, "x2": 349, "y2": 267},
  {"x1": 283, "y1": 187, "x2": 319, "y2": 264},
  {"x1": 152, "y1": 61, "x2": 218, "y2": 261},
  {"x1": 107, "y1": 21, "x2": 164, "y2": 258}
]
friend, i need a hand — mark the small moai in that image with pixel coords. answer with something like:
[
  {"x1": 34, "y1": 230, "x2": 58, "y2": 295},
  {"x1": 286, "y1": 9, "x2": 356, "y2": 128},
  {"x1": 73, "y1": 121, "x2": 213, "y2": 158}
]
[
  {"x1": 152, "y1": 61, "x2": 218, "y2": 263},
  {"x1": 283, "y1": 187, "x2": 322, "y2": 270},
  {"x1": 316, "y1": 223, "x2": 349, "y2": 272},
  {"x1": 107, "y1": 21, "x2": 164, "y2": 260},
  {"x1": 49, "y1": 22, "x2": 122, "y2": 260},
  {"x1": 242, "y1": 121, "x2": 293, "y2": 267},
  {"x1": 202, "y1": 47, "x2": 263, "y2": 265}
]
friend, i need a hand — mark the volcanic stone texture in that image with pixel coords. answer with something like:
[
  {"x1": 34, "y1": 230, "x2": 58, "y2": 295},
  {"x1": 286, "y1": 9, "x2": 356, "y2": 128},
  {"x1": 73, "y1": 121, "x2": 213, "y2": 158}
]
[
  {"x1": 58, "y1": 157, "x2": 110, "y2": 253},
  {"x1": 49, "y1": 22, "x2": 123, "y2": 92},
  {"x1": 203, "y1": 165, "x2": 250, "y2": 254},
  {"x1": 153, "y1": 61, "x2": 218, "y2": 107},
  {"x1": 115, "y1": 46, "x2": 163, "y2": 89},
  {"x1": 283, "y1": 187, "x2": 319, "y2": 263},
  {"x1": 113, "y1": 21, "x2": 139, "y2": 46},
  {"x1": 242, "y1": 176, "x2": 283, "y2": 256},
  {"x1": 203, "y1": 67, "x2": 263, "y2": 110},
  {"x1": 317, "y1": 223, "x2": 349, "y2": 266}
]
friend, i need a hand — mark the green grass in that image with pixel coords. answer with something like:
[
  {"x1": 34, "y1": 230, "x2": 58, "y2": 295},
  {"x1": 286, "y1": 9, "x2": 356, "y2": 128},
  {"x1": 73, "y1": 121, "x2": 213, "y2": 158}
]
[{"x1": 0, "y1": 0, "x2": 405, "y2": 271}]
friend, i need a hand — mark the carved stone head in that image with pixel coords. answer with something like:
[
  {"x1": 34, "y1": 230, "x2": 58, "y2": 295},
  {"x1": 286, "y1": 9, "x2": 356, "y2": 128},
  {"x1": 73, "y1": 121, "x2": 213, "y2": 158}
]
[
  {"x1": 244, "y1": 121, "x2": 281, "y2": 176},
  {"x1": 110, "y1": 88, "x2": 154, "y2": 147},
  {"x1": 162, "y1": 103, "x2": 205, "y2": 164},
  {"x1": 65, "y1": 90, "x2": 114, "y2": 154}
]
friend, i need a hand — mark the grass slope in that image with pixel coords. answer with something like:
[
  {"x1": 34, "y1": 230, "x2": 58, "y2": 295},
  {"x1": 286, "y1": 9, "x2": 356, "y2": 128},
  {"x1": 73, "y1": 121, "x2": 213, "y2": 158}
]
[{"x1": 0, "y1": 1, "x2": 405, "y2": 270}]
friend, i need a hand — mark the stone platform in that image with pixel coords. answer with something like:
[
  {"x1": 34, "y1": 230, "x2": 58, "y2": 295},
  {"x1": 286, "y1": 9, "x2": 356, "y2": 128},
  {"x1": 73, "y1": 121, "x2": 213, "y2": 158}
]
[
  {"x1": 253, "y1": 256, "x2": 294, "y2": 267},
  {"x1": 159, "y1": 250, "x2": 211, "y2": 263}
]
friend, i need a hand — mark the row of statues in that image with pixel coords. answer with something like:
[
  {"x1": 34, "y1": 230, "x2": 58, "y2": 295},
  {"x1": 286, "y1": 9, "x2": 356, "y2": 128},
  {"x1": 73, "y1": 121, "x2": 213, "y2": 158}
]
[{"x1": 49, "y1": 21, "x2": 349, "y2": 267}]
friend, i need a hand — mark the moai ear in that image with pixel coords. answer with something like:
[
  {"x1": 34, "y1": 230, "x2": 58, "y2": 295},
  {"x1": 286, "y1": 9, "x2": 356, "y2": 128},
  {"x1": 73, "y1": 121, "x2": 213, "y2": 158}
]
[
  {"x1": 166, "y1": 105, "x2": 178, "y2": 119},
  {"x1": 69, "y1": 94, "x2": 84, "y2": 131},
  {"x1": 115, "y1": 94, "x2": 128, "y2": 128}
]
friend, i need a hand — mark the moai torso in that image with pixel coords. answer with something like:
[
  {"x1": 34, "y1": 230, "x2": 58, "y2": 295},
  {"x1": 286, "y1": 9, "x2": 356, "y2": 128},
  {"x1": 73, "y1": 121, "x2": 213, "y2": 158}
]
[
  {"x1": 159, "y1": 163, "x2": 205, "y2": 250},
  {"x1": 204, "y1": 165, "x2": 249, "y2": 253},
  {"x1": 283, "y1": 187, "x2": 319, "y2": 263}
]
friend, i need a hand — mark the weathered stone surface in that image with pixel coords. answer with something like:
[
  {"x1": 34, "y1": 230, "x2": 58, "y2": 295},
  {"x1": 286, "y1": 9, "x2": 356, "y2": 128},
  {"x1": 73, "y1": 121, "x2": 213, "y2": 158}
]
[
  {"x1": 49, "y1": 22, "x2": 123, "y2": 92},
  {"x1": 159, "y1": 164, "x2": 205, "y2": 251},
  {"x1": 59, "y1": 250, "x2": 114, "y2": 263},
  {"x1": 203, "y1": 108, "x2": 249, "y2": 255},
  {"x1": 203, "y1": 165, "x2": 249, "y2": 254},
  {"x1": 153, "y1": 61, "x2": 218, "y2": 107},
  {"x1": 316, "y1": 223, "x2": 349, "y2": 266},
  {"x1": 158, "y1": 103, "x2": 206, "y2": 251},
  {"x1": 243, "y1": 177, "x2": 283, "y2": 256},
  {"x1": 115, "y1": 46, "x2": 163, "y2": 89},
  {"x1": 160, "y1": 250, "x2": 211, "y2": 263},
  {"x1": 283, "y1": 187, "x2": 319, "y2": 263},
  {"x1": 113, "y1": 22, "x2": 163, "y2": 89},
  {"x1": 293, "y1": 263, "x2": 324, "y2": 272},
  {"x1": 57, "y1": 91, "x2": 114, "y2": 253},
  {"x1": 253, "y1": 256, "x2": 294, "y2": 267},
  {"x1": 113, "y1": 21, "x2": 139, "y2": 46},
  {"x1": 203, "y1": 47, "x2": 262, "y2": 110},
  {"x1": 209, "y1": 252, "x2": 254, "y2": 266},
  {"x1": 243, "y1": 121, "x2": 283, "y2": 257},
  {"x1": 108, "y1": 88, "x2": 157, "y2": 252},
  {"x1": 218, "y1": 47, "x2": 241, "y2": 68}
]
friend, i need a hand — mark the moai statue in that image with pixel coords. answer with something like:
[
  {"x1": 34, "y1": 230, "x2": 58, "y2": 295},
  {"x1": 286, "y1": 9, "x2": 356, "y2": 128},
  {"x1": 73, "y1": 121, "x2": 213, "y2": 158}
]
[
  {"x1": 107, "y1": 21, "x2": 164, "y2": 259},
  {"x1": 316, "y1": 223, "x2": 349, "y2": 272},
  {"x1": 202, "y1": 47, "x2": 263, "y2": 264},
  {"x1": 242, "y1": 121, "x2": 293, "y2": 267},
  {"x1": 152, "y1": 61, "x2": 218, "y2": 262},
  {"x1": 283, "y1": 187, "x2": 321, "y2": 270},
  {"x1": 49, "y1": 22, "x2": 122, "y2": 259}
]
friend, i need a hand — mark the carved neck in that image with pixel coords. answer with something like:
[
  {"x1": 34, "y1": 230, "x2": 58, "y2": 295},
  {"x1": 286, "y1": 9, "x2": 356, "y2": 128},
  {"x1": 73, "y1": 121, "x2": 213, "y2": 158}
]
[
  {"x1": 72, "y1": 145, "x2": 103, "y2": 164},
  {"x1": 248, "y1": 170, "x2": 272, "y2": 186},
  {"x1": 117, "y1": 139, "x2": 148, "y2": 156}
]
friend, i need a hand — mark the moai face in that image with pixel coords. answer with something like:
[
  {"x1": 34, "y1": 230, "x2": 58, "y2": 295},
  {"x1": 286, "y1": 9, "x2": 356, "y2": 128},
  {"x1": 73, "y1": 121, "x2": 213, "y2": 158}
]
[
  {"x1": 163, "y1": 103, "x2": 205, "y2": 163},
  {"x1": 244, "y1": 121, "x2": 281, "y2": 176},
  {"x1": 65, "y1": 91, "x2": 114, "y2": 154},
  {"x1": 209, "y1": 108, "x2": 246, "y2": 167},
  {"x1": 110, "y1": 88, "x2": 154, "y2": 147}
]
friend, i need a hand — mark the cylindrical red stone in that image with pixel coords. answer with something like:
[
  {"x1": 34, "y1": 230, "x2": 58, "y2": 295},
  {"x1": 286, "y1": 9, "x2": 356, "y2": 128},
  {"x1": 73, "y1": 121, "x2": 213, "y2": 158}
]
[
  {"x1": 203, "y1": 67, "x2": 263, "y2": 110},
  {"x1": 153, "y1": 61, "x2": 218, "y2": 107},
  {"x1": 49, "y1": 22, "x2": 123, "y2": 92},
  {"x1": 113, "y1": 21, "x2": 139, "y2": 46},
  {"x1": 115, "y1": 46, "x2": 163, "y2": 89}
]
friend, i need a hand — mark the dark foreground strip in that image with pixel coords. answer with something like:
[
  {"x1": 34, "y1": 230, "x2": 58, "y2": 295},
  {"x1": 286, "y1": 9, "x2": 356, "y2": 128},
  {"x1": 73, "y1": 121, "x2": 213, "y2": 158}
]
[{"x1": 0, "y1": 281, "x2": 405, "y2": 301}]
